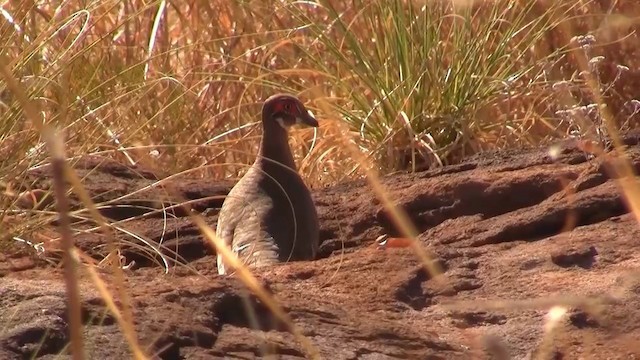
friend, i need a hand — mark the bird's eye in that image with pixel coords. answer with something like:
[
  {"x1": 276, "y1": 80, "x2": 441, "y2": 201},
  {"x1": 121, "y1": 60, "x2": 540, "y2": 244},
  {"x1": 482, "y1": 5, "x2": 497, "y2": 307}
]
[{"x1": 283, "y1": 103, "x2": 292, "y2": 112}]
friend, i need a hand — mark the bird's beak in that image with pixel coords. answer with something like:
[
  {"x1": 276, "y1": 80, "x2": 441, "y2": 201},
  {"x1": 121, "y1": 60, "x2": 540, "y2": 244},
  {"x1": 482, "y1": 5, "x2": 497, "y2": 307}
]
[{"x1": 296, "y1": 109, "x2": 319, "y2": 128}]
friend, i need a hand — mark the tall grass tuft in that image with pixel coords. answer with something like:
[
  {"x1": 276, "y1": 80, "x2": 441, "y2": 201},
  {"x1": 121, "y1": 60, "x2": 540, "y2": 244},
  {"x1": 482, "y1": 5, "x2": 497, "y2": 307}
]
[{"x1": 291, "y1": 0, "x2": 580, "y2": 173}]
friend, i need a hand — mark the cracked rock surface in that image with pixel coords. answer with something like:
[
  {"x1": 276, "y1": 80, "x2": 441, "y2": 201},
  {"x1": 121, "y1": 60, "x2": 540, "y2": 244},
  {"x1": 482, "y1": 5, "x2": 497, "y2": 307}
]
[{"x1": 2, "y1": 136, "x2": 640, "y2": 359}]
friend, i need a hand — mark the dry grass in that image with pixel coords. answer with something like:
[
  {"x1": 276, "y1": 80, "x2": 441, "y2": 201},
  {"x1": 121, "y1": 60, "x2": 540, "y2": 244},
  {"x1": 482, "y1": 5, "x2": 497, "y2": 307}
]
[
  {"x1": 0, "y1": 0, "x2": 636, "y2": 187},
  {"x1": 2, "y1": 0, "x2": 640, "y2": 359}
]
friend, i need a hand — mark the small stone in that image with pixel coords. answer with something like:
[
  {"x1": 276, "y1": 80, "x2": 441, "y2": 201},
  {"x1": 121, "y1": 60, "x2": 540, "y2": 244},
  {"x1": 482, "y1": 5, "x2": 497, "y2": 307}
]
[{"x1": 550, "y1": 246, "x2": 598, "y2": 269}]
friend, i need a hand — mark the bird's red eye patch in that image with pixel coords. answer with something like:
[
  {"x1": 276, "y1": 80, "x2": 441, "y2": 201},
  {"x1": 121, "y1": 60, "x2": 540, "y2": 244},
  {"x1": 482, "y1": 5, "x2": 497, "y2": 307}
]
[{"x1": 275, "y1": 100, "x2": 297, "y2": 114}]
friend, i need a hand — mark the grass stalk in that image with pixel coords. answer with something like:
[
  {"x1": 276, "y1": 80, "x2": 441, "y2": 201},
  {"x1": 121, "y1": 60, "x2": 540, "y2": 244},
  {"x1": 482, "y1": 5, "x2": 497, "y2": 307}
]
[
  {"x1": 191, "y1": 213, "x2": 321, "y2": 360},
  {"x1": 0, "y1": 54, "x2": 85, "y2": 359},
  {"x1": 0, "y1": 53, "x2": 148, "y2": 360},
  {"x1": 49, "y1": 131, "x2": 85, "y2": 359}
]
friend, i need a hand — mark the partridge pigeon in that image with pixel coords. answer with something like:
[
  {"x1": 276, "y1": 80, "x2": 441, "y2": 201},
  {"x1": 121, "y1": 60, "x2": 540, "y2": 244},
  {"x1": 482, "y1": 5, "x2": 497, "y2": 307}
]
[{"x1": 216, "y1": 93, "x2": 320, "y2": 275}]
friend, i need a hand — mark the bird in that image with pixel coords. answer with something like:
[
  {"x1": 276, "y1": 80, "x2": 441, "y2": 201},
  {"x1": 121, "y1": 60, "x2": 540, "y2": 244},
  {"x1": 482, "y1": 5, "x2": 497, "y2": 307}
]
[{"x1": 215, "y1": 93, "x2": 320, "y2": 275}]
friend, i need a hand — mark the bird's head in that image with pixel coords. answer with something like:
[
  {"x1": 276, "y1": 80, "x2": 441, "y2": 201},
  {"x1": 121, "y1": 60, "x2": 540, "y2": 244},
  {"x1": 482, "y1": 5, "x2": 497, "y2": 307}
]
[{"x1": 261, "y1": 93, "x2": 318, "y2": 129}]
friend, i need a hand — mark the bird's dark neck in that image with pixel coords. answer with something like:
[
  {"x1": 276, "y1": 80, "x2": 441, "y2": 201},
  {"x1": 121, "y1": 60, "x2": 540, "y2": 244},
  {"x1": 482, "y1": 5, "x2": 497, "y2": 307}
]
[{"x1": 256, "y1": 122, "x2": 297, "y2": 172}]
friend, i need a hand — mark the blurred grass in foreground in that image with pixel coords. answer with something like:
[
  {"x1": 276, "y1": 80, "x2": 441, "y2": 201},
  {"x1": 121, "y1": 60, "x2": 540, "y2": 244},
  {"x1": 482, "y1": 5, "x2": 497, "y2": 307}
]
[{"x1": 2, "y1": 0, "x2": 640, "y2": 358}]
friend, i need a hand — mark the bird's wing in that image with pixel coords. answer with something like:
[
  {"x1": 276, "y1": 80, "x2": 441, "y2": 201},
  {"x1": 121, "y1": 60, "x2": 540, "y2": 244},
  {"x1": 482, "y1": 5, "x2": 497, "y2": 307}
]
[
  {"x1": 215, "y1": 186, "x2": 279, "y2": 275},
  {"x1": 230, "y1": 209, "x2": 280, "y2": 269},
  {"x1": 215, "y1": 185, "x2": 247, "y2": 275}
]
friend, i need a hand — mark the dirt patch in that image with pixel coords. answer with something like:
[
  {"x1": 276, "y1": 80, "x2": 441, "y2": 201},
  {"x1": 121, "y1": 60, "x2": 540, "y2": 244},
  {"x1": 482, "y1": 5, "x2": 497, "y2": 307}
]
[{"x1": 2, "y1": 137, "x2": 640, "y2": 359}]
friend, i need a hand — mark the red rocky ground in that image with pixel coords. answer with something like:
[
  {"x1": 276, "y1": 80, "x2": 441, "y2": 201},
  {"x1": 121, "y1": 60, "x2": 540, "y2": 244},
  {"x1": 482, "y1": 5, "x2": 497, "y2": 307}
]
[{"x1": 2, "y1": 135, "x2": 640, "y2": 359}]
